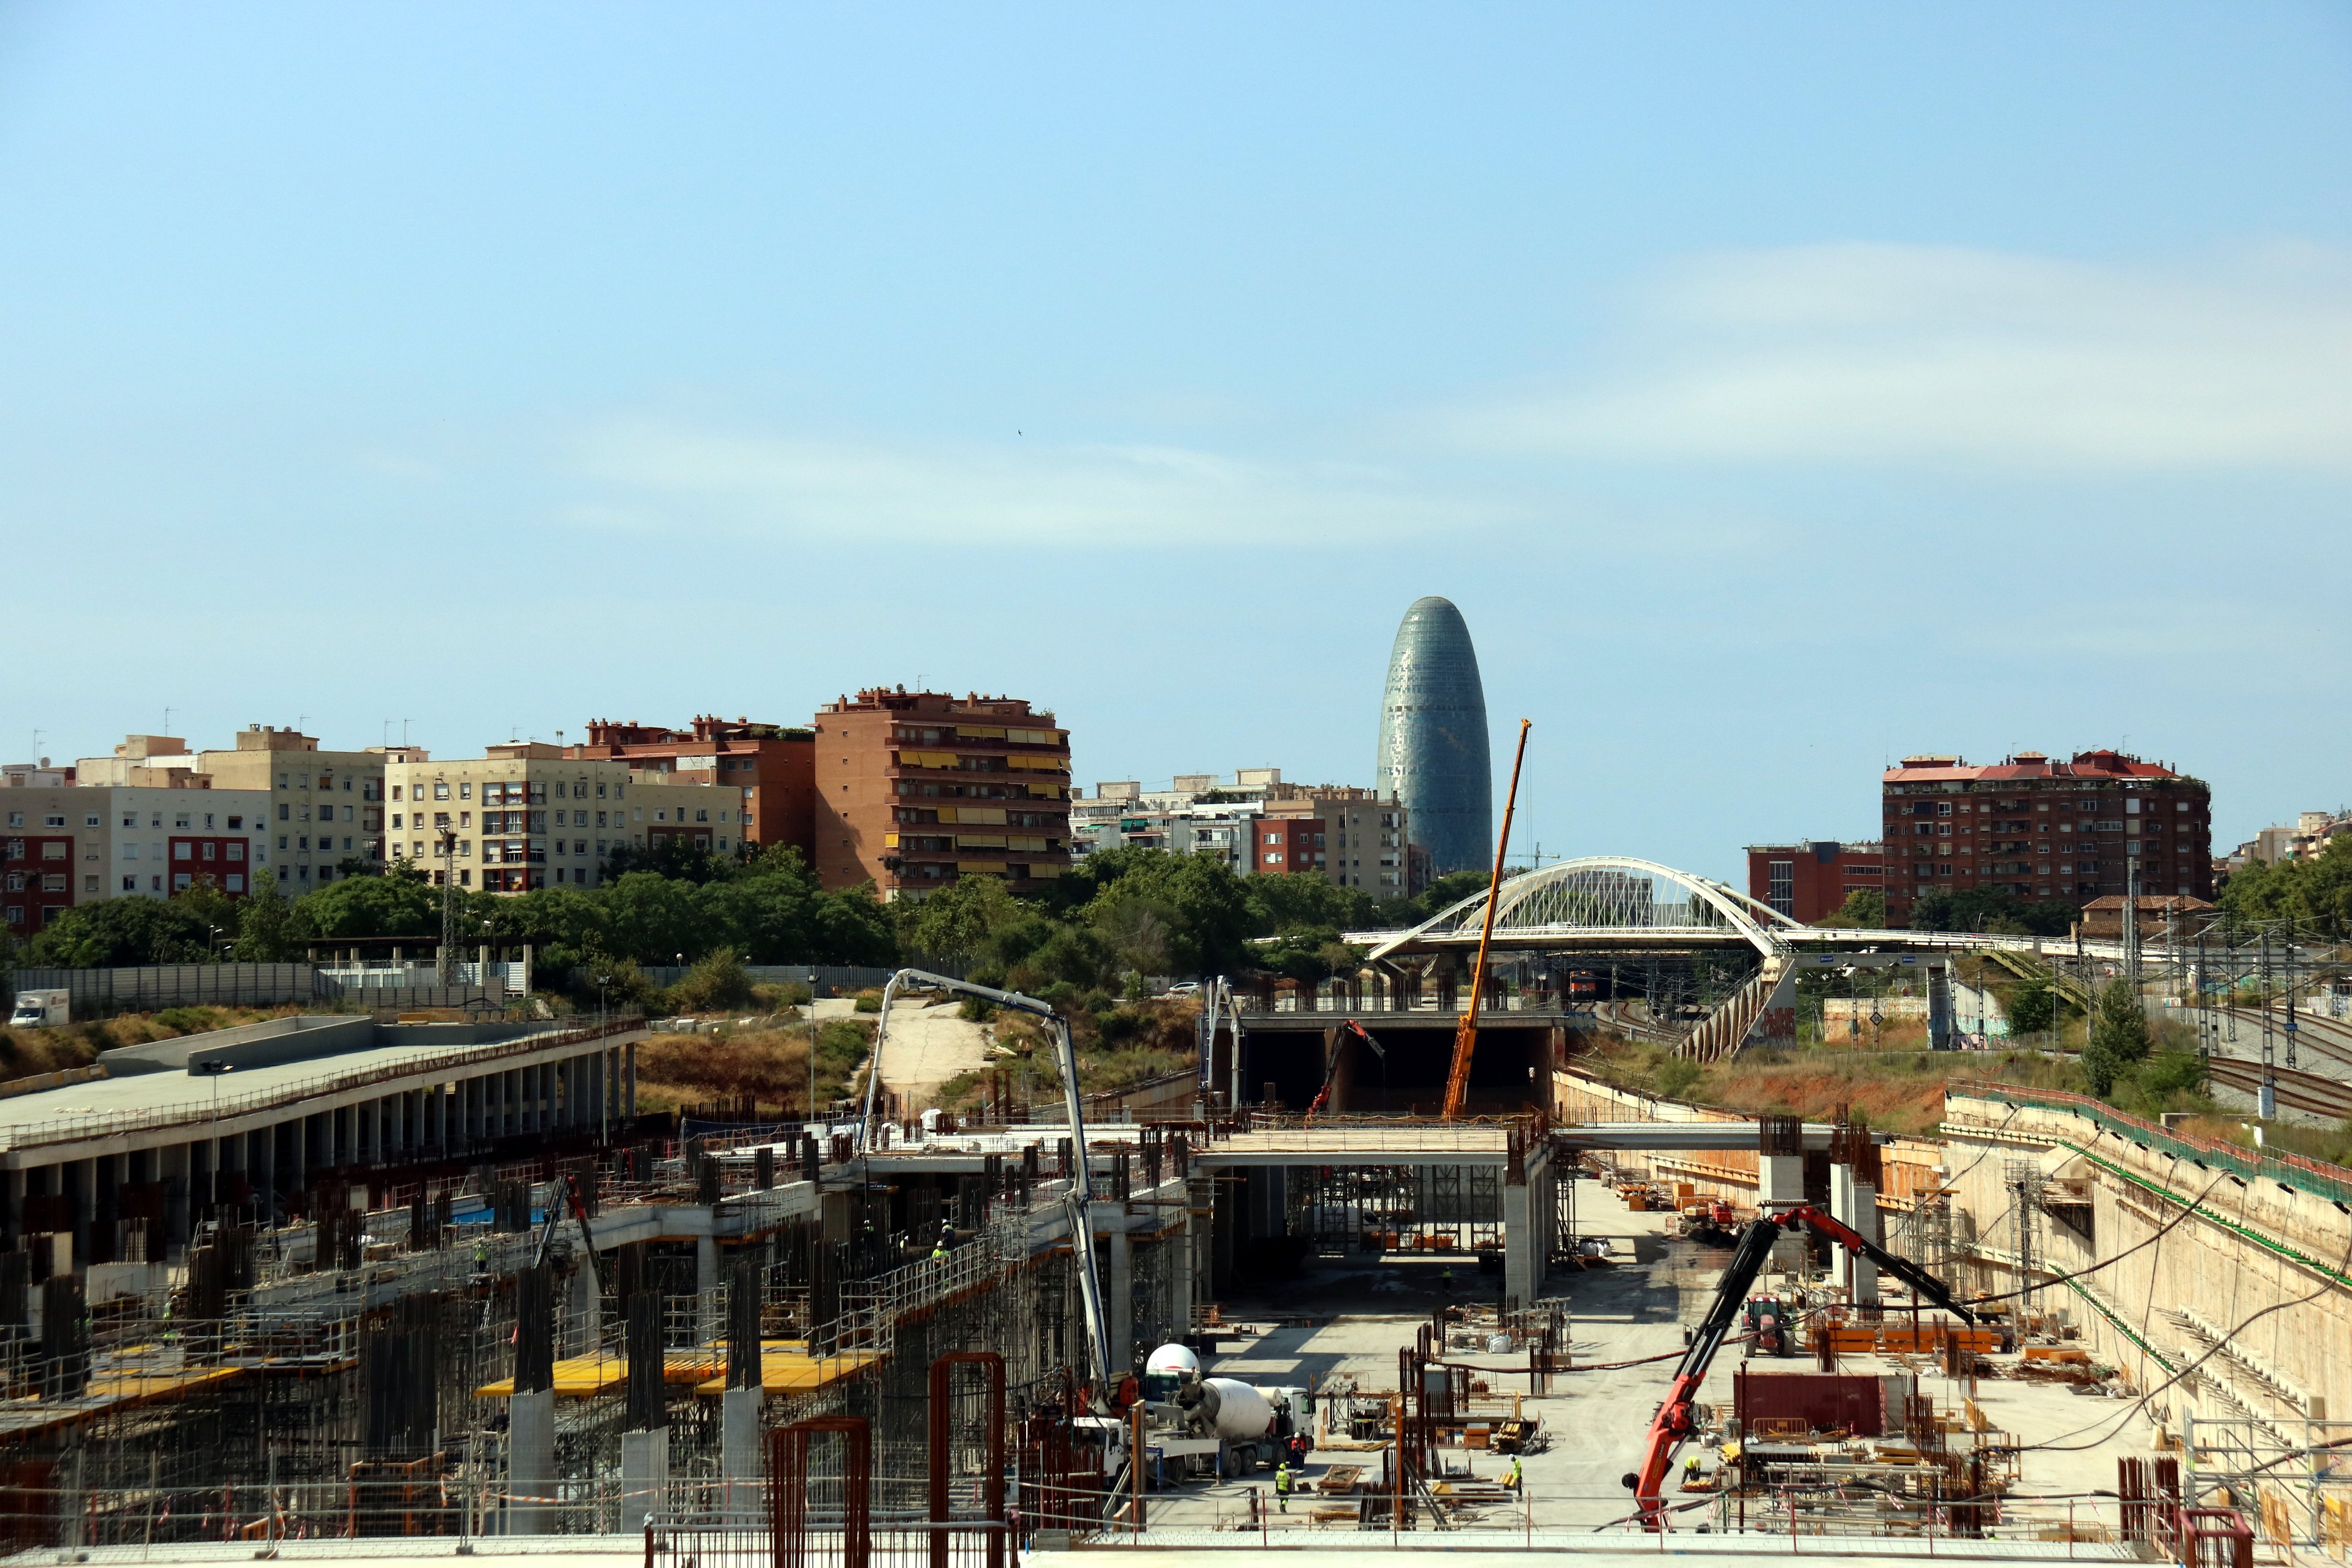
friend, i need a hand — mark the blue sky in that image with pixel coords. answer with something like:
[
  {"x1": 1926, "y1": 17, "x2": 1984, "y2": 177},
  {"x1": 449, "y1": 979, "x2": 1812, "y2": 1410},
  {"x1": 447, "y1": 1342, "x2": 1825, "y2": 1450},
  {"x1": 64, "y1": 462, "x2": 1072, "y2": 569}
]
[{"x1": 4, "y1": 4, "x2": 2348, "y2": 881}]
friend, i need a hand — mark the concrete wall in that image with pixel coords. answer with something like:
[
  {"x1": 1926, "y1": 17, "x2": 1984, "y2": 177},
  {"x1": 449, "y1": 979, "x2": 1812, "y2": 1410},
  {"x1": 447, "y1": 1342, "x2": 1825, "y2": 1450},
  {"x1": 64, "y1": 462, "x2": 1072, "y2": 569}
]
[
  {"x1": 103, "y1": 1015, "x2": 555, "y2": 1077},
  {"x1": 1943, "y1": 1090, "x2": 2352, "y2": 1436}
]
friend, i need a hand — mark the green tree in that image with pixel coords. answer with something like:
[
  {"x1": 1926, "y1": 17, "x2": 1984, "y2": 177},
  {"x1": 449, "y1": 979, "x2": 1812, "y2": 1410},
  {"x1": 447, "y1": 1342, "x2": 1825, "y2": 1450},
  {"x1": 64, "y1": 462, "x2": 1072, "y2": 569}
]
[
  {"x1": 897, "y1": 874, "x2": 1030, "y2": 968},
  {"x1": 2219, "y1": 832, "x2": 2352, "y2": 937},
  {"x1": 293, "y1": 867, "x2": 442, "y2": 940},
  {"x1": 235, "y1": 868, "x2": 299, "y2": 960},
  {"x1": 171, "y1": 879, "x2": 239, "y2": 954},
  {"x1": 671, "y1": 947, "x2": 754, "y2": 1012},
  {"x1": 2007, "y1": 972, "x2": 2057, "y2": 1035},
  {"x1": 2083, "y1": 976, "x2": 2152, "y2": 1096},
  {"x1": 1244, "y1": 873, "x2": 1379, "y2": 936},
  {"x1": 603, "y1": 836, "x2": 734, "y2": 885},
  {"x1": 1815, "y1": 889, "x2": 1887, "y2": 929},
  {"x1": 25, "y1": 896, "x2": 215, "y2": 967},
  {"x1": 1907, "y1": 886, "x2": 2072, "y2": 937},
  {"x1": 1078, "y1": 852, "x2": 1256, "y2": 975},
  {"x1": 598, "y1": 872, "x2": 716, "y2": 965}
]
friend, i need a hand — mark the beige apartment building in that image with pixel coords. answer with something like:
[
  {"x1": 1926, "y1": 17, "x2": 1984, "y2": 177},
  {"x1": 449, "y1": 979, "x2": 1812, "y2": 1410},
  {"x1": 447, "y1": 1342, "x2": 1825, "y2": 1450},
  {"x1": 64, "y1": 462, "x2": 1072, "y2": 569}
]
[
  {"x1": 380, "y1": 743, "x2": 737, "y2": 893},
  {"x1": 75, "y1": 726, "x2": 413, "y2": 892},
  {"x1": 192, "y1": 726, "x2": 420, "y2": 892},
  {"x1": 2, "y1": 781, "x2": 271, "y2": 934}
]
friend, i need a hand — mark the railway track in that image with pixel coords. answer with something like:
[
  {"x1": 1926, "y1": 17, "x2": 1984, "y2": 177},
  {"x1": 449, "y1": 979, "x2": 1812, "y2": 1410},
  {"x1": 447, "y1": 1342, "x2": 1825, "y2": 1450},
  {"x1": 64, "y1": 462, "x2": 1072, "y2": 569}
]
[
  {"x1": 2209, "y1": 1006, "x2": 2352, "y2": 1074},
  {"x1": 2206, "y1": 1056, "x2": 2352, "y2": 1121}
]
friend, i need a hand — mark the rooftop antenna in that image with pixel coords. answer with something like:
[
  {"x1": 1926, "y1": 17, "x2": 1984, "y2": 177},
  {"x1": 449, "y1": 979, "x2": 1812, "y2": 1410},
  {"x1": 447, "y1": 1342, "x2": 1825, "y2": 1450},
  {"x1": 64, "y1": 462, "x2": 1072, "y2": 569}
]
[
  {"x1": 401, "y1": 719, "x2": 412, "y2": 746},
  {"x1": 164, "y1": 707, "x2": 173, "y2": 734}
]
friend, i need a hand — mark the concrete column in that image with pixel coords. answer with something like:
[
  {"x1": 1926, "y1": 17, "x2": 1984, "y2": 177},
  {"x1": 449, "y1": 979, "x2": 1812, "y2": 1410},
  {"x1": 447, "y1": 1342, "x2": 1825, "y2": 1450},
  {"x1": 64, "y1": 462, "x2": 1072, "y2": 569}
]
[
  {"x1": 695, "y1": 1234, "x2": 719, "y2": 1340},
  {"x1": 1849, "y1": 1182, "x2": 1881, "y2": 1306},
  {"x1": 506, "y1": 1069, "x2": 522, "y2": 1137},
  {"x1": 1, "y1": 1167, "x2": 21, "y2": 1249},
  {"x1": 162, "y1": 1143, "x2": 192, "y2": 1251},
  {"x1": 1828, "y1": 1163, "x2": 1858, "y2": 1294},
  {"x1": 721, "y1": 1386, "x2": 764, "y2": 1517},
  {"x1": 1758, "y1": 1155, "x2": 1804, "y2": 1212},
  {"x1": 254, "y1": 1130, "x2": 277, "y2": 1222},
  {"x1": 625, "y1": 1043, "x2": 638, "y2": 1119},
  {"x1": 1502, "y1": 1172, "x2": 1536, "y2": 1313},
  {"x1": 66, "y1": 1159, "x2": 91, "y2": 1271},
  {"x1": 508, "y1": 1388, "x2": 556, "y2": 1534},
  {"x1": 1104, "y1": 1220, "x2": 1134, "y2": 1376},
  {"x1": 568, "y1": 1257, "x2": 601, "y2": 1355},
  {"x1": 619, "y1": 1429, "x2": 668, "y2": 1532}
]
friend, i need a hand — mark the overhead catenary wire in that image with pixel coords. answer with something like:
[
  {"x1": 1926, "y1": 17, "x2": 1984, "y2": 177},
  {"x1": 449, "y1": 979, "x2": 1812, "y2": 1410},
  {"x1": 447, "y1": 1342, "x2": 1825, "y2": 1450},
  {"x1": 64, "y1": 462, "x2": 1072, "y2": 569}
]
[{"x1": 2006, "y1": 1223, "x2": 2352, "y2": 1455}]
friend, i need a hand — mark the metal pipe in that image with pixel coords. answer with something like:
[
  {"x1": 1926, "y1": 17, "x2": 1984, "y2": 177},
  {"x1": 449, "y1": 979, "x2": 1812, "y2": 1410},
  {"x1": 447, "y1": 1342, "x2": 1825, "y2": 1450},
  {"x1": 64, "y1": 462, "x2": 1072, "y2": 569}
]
[{"x1": 857, "y1": 968, "x2": 1116, "y2": 1403}]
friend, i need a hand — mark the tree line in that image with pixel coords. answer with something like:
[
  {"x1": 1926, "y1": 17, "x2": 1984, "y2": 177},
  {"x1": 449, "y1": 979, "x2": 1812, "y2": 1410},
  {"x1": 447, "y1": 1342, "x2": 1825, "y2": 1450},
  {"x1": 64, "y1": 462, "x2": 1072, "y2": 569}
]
[{"x1": 1, "y1": 841, "x2": 1489, "y2": 1003}]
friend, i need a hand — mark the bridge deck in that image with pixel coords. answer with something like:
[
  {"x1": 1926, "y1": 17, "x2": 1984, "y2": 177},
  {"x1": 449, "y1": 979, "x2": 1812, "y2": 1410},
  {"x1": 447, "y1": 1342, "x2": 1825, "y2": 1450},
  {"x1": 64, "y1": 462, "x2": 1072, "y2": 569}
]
[{"x1": 1197, "y1": 1124, "x2": 1512, "y2": 1166}]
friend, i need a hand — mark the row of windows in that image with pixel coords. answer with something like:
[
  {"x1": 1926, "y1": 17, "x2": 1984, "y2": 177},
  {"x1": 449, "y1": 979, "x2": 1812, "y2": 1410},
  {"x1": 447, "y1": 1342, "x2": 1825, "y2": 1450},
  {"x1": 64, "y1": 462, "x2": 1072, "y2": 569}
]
[
  {"x1": 389, "y1": 779, "x2": 625, "y2": 803},
  {"x1": 276, "y1": 773, "x2": 378, "y2": 801},
  {"x1": 395, "y1": 834, "x2": 683, "y2": 861},
  {"x1": 121, "y1": 842, "x2": 246, "y2": 862},
  {"x1": 386, "y1": 807, "x2": 698, "y2": 830}
]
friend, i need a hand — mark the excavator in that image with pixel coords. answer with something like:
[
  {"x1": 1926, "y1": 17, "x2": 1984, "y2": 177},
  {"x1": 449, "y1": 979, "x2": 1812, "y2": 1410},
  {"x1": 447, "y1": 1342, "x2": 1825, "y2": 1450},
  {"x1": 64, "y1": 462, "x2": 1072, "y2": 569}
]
[{"x1": 1624, "y1": 1203, "x2": 1975, "y2": 1531}]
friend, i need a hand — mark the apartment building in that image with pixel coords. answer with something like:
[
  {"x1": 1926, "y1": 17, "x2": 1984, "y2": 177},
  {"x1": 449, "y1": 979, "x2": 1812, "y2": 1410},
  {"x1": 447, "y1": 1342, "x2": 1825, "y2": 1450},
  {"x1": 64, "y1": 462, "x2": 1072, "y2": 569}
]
[
  {"x1": 1263, "y1": 785, "x2": 1411, "y2": 894},
  {"x1": 569, "y1": 716, "x2": 818, "y2": 865},
  {"x1": 1070, "y1": 770, "x2": 1413, "y2": 892},
  {"x1": 1074, "y1": 801, "x2": 1257, "y2": 869},
  {"x1": 380, "y1": 743, "x2": 729, "y2": 892},
  {"x1": 2, "y1": 781, "x2": 271, "y2": 932},
  {"x1": 811, "y1": 688, "x2": 1072, "y2": 897},
  {"x1": 187, "y1": 727, "x2": 415, "y2": 891},
  {"x1": 1881, "y1": 749, "x2": 2212, "y2": 926},
  {"x1": 2224, "y1": 810, "x2": 2352, "y2": 873},
  {"x1": 1744, "y1": 840, "x2": 1886, "y2": 923}
]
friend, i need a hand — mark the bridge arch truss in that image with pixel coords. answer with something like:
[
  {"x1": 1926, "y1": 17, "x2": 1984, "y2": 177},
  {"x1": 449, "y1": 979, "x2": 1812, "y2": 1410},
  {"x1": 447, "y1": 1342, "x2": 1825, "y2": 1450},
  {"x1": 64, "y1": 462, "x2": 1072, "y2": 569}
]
[{"x1": 1363, "y1": 855, "x2": 1805, "y2": 962}]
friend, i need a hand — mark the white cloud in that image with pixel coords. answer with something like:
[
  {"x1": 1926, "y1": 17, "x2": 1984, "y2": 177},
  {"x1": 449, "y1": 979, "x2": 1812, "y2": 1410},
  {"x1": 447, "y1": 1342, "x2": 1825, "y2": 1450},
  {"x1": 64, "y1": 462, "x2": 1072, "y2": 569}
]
[
  {"x1": 1458, "y1": 243, "x2": 2352, "y2": 471},
  {"x1": 567, "y1": 423, "x2": 1501, "y2": 545}
]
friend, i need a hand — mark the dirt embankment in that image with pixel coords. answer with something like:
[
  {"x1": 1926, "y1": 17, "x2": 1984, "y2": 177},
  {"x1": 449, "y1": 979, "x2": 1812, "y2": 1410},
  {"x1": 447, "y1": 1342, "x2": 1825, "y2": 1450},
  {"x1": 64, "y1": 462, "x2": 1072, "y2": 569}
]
[{"x1": 1576, "y1": 1038, "x2": 2092, "y2": 1137}]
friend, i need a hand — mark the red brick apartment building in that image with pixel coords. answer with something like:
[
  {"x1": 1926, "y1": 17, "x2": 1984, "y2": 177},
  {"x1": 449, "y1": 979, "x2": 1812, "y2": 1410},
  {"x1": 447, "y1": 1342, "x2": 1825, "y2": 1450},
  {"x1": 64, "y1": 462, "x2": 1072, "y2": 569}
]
[
  {"x1": 1881, "y1": 749, "x2": 2212, "y2": 927},
  {"x1": 1745, "y1": 841, "x2": 1885, "y2": 924},
  {"x1": 1254, "y1": 816, "x2": 1327, "y2": 875},
  {"x1": 813, "y1": 688, "x2": 1072, "y2": 896},
  {"x1": 570, "y1": 716, "x2": 816, "y2": 866}
]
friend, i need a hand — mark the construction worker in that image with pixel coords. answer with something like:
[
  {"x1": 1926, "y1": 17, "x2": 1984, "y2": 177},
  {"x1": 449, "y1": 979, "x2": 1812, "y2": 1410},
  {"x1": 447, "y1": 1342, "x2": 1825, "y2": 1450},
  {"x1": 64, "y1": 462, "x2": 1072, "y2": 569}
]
[
  {"x1": 1274, "y1": 1460, "x2": 1292, "y2": 1513},
  {"x1": 1440, "y1": 1267, "x2": 1453, "y2": 1296},
  {"x1": 1506, "y1": 1455, "x2": 1522, "y2": 1491},
  {"x1": 473, "y1": 1235, "x2": 488, "y2": 1273},
  {"x1": 1684, "y1": 1454, "x2": 1703, "y2": 1488}
]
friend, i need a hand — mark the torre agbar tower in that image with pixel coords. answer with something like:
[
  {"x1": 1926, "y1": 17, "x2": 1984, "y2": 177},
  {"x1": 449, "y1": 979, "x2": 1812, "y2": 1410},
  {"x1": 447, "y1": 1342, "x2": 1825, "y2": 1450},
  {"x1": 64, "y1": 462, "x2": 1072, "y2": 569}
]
[{"x1": 1375, "y1": 596, "x2": 1493, "y2": 875}]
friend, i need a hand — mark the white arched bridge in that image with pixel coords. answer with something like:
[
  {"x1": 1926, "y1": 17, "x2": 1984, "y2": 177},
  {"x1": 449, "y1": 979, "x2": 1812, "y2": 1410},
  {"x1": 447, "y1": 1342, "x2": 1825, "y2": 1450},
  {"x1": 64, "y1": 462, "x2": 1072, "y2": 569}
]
[
  {"x1": 1321, "y1": 855, "x2": 2130, "y2": 1063},
  {"x1": 1347, "y1": 854, "x2": 2128, "y2": 964}
]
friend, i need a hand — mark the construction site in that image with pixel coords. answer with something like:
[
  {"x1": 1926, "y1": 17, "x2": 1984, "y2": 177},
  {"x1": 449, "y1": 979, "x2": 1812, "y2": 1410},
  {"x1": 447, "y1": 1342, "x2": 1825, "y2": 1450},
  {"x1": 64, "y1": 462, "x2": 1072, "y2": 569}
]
[{"x1": 0, "y1": 870, "x2": 2345, "y2": 1568}]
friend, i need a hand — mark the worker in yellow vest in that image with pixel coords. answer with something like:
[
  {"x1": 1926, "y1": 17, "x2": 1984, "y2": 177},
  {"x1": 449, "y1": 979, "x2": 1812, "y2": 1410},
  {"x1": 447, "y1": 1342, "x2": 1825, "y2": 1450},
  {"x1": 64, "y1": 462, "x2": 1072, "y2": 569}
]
[{"x1": 1275, "y1": 1461, "x2": 1292, "y2": 1513}]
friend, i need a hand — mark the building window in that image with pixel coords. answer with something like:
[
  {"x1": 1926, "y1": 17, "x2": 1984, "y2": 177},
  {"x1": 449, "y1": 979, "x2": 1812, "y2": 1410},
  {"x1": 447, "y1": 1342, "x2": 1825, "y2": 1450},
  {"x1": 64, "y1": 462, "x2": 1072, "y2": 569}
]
[{"x1": 1767, "y1": 861, "x2": 1794, "y2": 917}]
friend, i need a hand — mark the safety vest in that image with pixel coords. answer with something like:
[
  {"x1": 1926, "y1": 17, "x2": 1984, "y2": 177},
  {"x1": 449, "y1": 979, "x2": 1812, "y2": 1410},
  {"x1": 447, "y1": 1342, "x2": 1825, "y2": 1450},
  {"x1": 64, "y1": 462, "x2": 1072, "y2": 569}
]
[{"x1": 1275, "y1": 1466, "x2": 1291, "y2": 1494}]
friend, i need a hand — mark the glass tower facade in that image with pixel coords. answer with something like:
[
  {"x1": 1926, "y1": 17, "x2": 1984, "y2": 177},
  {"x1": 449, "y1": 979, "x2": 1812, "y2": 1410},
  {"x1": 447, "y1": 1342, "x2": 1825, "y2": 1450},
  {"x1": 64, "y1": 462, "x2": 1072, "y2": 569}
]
[{"x1": 1375, "y1": 596, "x2": 1492, "y2": 876}]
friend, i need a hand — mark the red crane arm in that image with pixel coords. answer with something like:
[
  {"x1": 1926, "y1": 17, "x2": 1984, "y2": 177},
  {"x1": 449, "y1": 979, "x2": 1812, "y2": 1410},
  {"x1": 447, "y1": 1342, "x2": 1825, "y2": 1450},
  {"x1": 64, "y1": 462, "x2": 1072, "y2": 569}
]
[{"x1": 1627, "y1": 1200, "x2": 1973, "y2": 1529}]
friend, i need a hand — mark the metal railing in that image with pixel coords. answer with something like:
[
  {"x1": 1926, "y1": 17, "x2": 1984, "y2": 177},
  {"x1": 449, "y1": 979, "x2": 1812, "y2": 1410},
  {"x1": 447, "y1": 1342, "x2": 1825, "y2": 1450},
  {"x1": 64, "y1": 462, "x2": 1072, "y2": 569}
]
[{"x1": 1948, "y1": 1080, "x2": 2352, "y2": 1205}]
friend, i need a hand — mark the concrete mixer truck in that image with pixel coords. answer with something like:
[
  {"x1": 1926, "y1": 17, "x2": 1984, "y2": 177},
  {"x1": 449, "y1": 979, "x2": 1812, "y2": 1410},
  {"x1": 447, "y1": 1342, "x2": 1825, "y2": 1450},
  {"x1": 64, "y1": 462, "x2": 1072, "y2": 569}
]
[{"x1": 1133, "y1": 1344, "x2": 1300, "y2": 1479}]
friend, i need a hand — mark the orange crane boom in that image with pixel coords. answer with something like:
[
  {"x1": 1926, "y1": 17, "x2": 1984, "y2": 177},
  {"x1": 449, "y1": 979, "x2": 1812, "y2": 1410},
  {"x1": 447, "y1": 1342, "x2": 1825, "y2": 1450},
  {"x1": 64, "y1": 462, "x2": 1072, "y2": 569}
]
[{"x1": 1441, "y1": 718, "x2": 1530, "y2": 1120}]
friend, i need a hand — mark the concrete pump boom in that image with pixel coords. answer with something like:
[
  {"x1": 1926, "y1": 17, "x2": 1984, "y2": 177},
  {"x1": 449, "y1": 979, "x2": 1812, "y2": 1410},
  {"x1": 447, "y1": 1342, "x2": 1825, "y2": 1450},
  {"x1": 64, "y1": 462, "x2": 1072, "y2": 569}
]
[
  {"x1": 1626, "y1": 1202, "x2": 1975, "y2": 1530},
  {"x1": 860, "y1": 968, "x2": 1117, "y2": 1406}
]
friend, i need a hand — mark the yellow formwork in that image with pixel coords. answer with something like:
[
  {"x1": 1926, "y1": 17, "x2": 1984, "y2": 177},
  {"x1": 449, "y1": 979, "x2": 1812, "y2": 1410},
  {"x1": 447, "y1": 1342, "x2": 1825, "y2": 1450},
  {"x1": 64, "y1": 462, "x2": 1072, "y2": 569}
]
[{"x1": 475, "y1": 1341, "x2": 879, "y2": 1400}]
